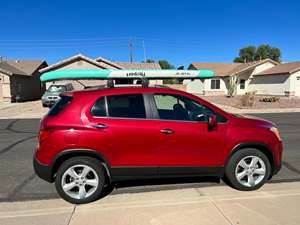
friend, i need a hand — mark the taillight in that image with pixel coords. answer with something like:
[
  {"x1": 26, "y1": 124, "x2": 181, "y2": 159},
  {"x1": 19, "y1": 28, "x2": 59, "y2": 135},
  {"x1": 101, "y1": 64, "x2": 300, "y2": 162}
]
[{"x1": 39, "y1": 129, "x2": 53, "y2": 142}]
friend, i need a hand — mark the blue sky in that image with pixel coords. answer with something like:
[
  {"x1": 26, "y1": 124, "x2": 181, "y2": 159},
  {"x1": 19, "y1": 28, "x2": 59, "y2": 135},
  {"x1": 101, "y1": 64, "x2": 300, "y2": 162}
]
[{"x1": 1, "y1": 0, "x2": 300, "y2": 67}]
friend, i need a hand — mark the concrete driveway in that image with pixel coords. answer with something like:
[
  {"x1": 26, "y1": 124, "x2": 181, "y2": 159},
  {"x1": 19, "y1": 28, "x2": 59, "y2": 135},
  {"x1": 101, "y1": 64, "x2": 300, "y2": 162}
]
[{"x1": 0, "y1": 113, "x2": 300, "y2": 202}]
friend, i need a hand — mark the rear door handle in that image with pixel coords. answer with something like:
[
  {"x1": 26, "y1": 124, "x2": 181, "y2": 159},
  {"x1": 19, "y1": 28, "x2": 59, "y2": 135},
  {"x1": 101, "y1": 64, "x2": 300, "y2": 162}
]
[
  {"x1": 93, "y1": 124, "x2": 108, "y2": 129},
  {"x1": 160, "y1": 129, "x2": 174, "y2": 134}
]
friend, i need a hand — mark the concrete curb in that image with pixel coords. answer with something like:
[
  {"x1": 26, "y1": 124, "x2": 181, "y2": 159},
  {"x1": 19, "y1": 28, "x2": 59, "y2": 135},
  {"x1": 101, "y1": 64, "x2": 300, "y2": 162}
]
[{"x1": 1, "y1": 182, "x2": 300, "y2": 225}]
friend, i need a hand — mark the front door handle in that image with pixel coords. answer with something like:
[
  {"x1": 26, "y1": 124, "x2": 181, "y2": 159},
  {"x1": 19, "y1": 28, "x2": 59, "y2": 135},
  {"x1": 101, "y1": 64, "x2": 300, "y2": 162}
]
[
  {"x1": 93, "y1": 124, "x2": 108, "y2": 129},
  {"x1": 160, "y1": 129, "x2": 174, "y2": 134}
]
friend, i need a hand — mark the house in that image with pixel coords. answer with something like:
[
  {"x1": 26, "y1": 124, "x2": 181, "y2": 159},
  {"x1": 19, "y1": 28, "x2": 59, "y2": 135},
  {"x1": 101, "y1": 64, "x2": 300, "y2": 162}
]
[
  {"x1": 187, "y1": 59, "x2": 300, "y2": 97},
  {"x1": 40, "y1": 54, "x2": 162, "y2": 89},
  {"x1": 253, "y1": 61, "x2": 300, "y2": 97},
  {"x1": 0, "y1": 59, "x2": 47, "y2": 102}
]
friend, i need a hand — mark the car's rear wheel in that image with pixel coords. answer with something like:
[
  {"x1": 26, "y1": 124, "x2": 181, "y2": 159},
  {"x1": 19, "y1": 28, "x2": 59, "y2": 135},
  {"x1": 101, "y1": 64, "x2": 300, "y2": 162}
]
[
  {"x1": 224, "y1": 148, "x2": 271, "y2": 191},
  {"x1": 55, "y1": 157, "x2": 106, "y2": 204}
]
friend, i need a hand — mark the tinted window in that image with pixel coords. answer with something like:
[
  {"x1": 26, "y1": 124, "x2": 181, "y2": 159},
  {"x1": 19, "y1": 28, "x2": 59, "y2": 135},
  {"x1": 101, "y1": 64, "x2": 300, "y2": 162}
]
[
  {"x1": 211, "y1": 79, "x2": 220, "y2": 89},
  {"x1": 48, "y1": 85, "x2": 67, "y2": 93},
  {"x1": 91, "y1": 97, "x2": 106, "y2": 117},
  {"x1": 154, "y1": 94, "x2": 227, "y2": 123},
  {"x1": 107, "y1": 94, "x2": 146, "y2": 118},
  {"x1": 48, "y1": 96, "x2": 72, "y2": 116},
  {"x1": 240, "y1": 79, "x2": 245, "y2": 89}
]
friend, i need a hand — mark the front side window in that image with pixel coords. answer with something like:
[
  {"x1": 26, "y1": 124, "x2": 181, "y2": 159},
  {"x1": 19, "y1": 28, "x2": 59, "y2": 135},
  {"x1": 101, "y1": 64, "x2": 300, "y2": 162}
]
[
  {"x1": 153, "y1": 94, "x2": 227, "y2": 123},
  {"x1": 240, "y1": 79, "x2": 245, "y2": 89},
  {"x1": 107, "y1": 94, "x2": 146, "y2": 119},
  {"x1": 211, "y1": 79, "x2": 220, "y2": 90}
]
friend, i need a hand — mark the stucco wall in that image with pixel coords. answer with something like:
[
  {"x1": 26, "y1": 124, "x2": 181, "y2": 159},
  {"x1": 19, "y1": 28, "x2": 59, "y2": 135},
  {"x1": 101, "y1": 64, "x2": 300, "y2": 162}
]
[
  {"x1": 0, "y1": 72, "x2": 11, "y2": 102},
  {"x1": 203, "y1": 78, "x2": 227, "y2": 95},
  {"x1": 252, "y1": 62, "x2": 276, "y2": 75},
  {"x1": 183, "y1": 79, "x2": 204, "y2": 94},
  {"x1": 290, "y1": 71, "x2": 300, "y2": 96},
  {"x1": 235, "y1": 62, "x2": 277, "y2": 95},
  {"x1": 248, "y1": 74, "x2": 291, "y2": 96},
  {"x1": 235, "y1": 73, "x2": 250, "y2": 95}
]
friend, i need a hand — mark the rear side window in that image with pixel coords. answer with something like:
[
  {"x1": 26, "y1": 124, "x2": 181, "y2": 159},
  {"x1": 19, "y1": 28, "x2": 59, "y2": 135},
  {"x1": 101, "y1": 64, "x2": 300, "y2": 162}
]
[
  {"x1": 48, "y1": 95, "x2": 72, "y2": 116},
  {"x1": 91, "y1": 97, "x2": 106, "y2": 117},
  {"x1": 107, "y1": 94, "x2": 146, "y2": 119}
]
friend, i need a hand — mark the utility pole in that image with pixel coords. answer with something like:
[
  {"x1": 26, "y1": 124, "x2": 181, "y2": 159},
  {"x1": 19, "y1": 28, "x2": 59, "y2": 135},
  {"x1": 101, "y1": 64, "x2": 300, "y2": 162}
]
[
  {"x1": 142, "y1": 40, "x2": 147, "y2": 62},
  {"x1": 129, "y1": 38, "x2": 133, "y2": 63}
]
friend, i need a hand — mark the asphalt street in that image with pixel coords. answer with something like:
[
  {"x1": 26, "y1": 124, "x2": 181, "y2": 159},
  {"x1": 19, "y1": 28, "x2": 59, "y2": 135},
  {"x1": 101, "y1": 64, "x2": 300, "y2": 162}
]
[{"x1": 0, "y1": 113, "x2": 299, "y2": 202}]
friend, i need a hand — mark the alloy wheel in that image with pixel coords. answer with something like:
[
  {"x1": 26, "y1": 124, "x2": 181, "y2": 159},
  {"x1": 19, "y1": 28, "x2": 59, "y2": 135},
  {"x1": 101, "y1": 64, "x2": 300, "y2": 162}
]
[
  {"x1": 61, "y1": 164, "x2": 99, "y2": 200},
  {"x1": 235, "y1": 155, "x2": 266, "y2": 187}
]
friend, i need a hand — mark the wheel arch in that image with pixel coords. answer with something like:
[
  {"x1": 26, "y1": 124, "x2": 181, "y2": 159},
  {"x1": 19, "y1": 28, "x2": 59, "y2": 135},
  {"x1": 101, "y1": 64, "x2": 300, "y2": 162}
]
[
  {"x1": 225, "y1": 142, "x2": 275, "y2": 175},
  {"x1": 50, "y1": 148, "x2": 111, "y2": 183}
]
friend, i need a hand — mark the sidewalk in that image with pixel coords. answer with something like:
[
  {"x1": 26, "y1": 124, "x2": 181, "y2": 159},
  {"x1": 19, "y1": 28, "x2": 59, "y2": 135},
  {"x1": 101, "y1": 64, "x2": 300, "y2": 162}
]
[{"x1": 1, "y1": 182, "x2": 300, "y2": 225}]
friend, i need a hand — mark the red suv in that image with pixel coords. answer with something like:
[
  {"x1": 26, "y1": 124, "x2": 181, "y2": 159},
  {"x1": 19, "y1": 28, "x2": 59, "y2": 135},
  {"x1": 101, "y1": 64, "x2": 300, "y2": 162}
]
[{"x1": 34, "y1": 87, "x2": 282, "y2": 204}]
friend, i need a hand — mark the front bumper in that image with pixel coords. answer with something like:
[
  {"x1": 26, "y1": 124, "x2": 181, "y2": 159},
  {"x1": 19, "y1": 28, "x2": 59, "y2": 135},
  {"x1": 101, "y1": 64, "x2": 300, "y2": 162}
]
[
  {"x1": 33, "y1": 155, "x2": 53, "y2": 183},
  {"x1": 273, "y1": 163, "x2": 282, "y2": 175}
]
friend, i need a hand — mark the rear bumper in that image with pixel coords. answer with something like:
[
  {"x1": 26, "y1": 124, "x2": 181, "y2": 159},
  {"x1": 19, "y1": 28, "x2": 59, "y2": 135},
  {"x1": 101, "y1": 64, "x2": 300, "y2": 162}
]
[{"x1": 33, "y1": 155, "x2": 53, "y2": 183}]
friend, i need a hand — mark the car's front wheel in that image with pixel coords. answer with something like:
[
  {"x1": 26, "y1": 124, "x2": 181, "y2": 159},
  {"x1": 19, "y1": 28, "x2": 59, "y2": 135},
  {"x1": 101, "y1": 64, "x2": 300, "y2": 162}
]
[
  {"x1": 55, "y1": 157, "x2": 106, "y2": 204},
  {"x1": 224, "y1": 148, "x2": 271, "y2": 191}
]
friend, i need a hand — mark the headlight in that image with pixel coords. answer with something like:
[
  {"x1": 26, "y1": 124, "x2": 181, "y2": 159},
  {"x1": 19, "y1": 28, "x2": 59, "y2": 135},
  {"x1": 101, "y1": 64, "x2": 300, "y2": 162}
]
[{"x1": 270, "y1": 127, "x2": 281, "y2": 141}]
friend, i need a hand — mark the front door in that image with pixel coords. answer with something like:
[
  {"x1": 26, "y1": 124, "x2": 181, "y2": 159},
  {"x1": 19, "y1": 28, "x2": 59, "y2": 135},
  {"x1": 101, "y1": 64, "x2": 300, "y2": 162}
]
[{"x1": 152, "y1": 93, "x2": 227, "y2": 174}]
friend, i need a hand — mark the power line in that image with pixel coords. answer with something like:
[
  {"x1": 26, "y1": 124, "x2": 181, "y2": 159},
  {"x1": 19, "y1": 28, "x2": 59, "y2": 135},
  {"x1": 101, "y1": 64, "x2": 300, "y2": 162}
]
[
  {"x1": 0, "y1": 44, "x2": 129, "y2": 50},
  {"x1": 0, "y1": 37, "x2": 129, "y2": 42}
]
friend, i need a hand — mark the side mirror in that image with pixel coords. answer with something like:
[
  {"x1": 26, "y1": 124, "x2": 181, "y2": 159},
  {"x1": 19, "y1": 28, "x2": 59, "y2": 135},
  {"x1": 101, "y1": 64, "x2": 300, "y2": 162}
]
[{"x1": 208, "y1": 114, "x2": 217, "y2": 131}]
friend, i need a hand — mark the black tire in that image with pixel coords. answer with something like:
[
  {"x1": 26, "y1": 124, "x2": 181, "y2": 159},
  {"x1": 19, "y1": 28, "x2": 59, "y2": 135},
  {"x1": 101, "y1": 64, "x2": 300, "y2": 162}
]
[
  {"x1": 55, "y1": 156, "x2": 106, "y2": 204},
  {"x1": 224, "y1": 148, "x2": 271, "y2": 191}
]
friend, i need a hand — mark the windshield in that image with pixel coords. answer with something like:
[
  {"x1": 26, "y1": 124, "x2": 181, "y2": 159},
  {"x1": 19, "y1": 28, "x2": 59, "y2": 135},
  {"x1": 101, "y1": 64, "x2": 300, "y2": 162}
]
[{"x1": 47, "y1": 85, "x2": 67, "y2": 93}]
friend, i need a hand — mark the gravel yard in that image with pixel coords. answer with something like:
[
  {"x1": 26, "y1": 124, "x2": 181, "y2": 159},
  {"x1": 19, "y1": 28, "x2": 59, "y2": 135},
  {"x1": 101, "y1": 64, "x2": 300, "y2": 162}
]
[{"x1": 201, "y1": 95, "x2": 300, "y2": 109}]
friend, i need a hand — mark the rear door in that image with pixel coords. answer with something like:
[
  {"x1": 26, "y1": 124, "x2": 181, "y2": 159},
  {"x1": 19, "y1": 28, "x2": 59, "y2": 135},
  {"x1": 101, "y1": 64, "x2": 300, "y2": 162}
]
[
  {"x1": 85, "y1": 93, "x2": 159, "y2": 178},
  {"x1": 151, "y1": 93, "x2": 227, "y2": 174}
]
